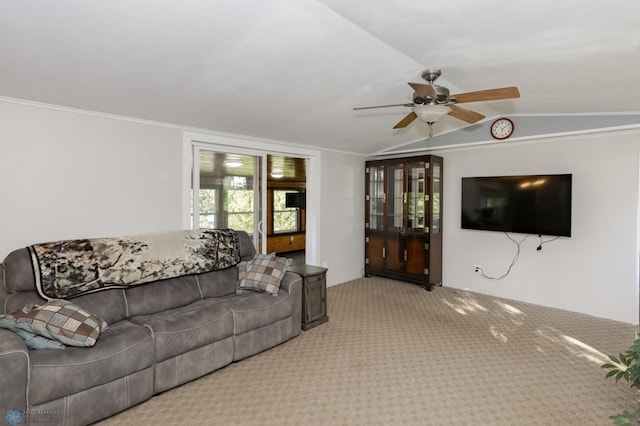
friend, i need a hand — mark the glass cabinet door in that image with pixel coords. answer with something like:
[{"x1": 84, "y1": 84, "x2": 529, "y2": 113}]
[
  {"x1": 367, "y1": 165, "x2": 385, "y2": 231},
  {"x1": 406, "y1": 161, "x2": 426, "y2": 233},
  {"x1": 386, "y1": 163, "x2": 405, "y2": 233},
  {"x1": 431, "y1": 160, "x2": 442, "y2": 234}
]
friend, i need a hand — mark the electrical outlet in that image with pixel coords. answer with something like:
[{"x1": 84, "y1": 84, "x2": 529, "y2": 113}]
[{"x1": 474, "y1": 264, "x2": 482, "y2": 273}]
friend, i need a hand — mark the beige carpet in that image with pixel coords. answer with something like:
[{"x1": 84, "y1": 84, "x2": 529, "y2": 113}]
[{"x1": 97, "y1": 277, "x2": 637, "y2": 425}]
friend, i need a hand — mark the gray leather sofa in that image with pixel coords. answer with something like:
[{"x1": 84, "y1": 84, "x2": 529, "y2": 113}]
[{"x1": 0, "y1": 231, "x2": 302, "y2": 425}]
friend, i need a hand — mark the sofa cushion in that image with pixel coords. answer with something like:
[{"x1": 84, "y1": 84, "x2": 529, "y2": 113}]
[
  {"x1": 0, "y1": 300, "x2": 108, "y2": 347},
  {"x1": 237, "y1": 253, "x2": 291, "y2": 296},
  {"x1": 130, "y1": 299, "x2": 234, "y2": 362},
  {"x1": 125, "y1": 275, "x2": 202, "y2": 317},
  {"x1": 223, "y1": 289, "x2": 294, "y2": 335},
  {"x1": 237, "y1": 231, "x2": 257, "y2": 261},
  {"x1": 28, "y1": 320, "x2": 154, "y2": 406},
  {"x1": 72, "y1": 288, "x2": 128, "y2": 325},
  {"x1": 197, "y1": 266, "x2": 238, "y2": 298},
  {"x1": 3, "y1": 290, "x2": 46, "y2": 315}
]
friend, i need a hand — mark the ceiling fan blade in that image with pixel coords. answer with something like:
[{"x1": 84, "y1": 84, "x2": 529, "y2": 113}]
[
  {"x1": 448, "y1": 105, "x2": 485, "y2": 124},
  {"x1": 450, "y1": 87, "x2": 520, "y2": 104},
  {"x1": 393, "y1": 112, "x2": 417, "y2": 129},
  {"x1": 353, "y1": 103, "x2": 414, "y2": 110},
  {"x1": 408, "y1": 82, "x2": 436, "y2": 100}
]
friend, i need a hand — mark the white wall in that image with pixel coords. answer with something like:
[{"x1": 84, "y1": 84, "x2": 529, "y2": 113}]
[
  {"x1": 0, "y1": 101, "x2": 183, "y2": 256},
  {"x1": 0, "y1": 100, "x2": 366, "y2": 291},
  {"x1": 319, "y1": 150, "x2": 365, "y2": 287},
  {"x1": 437, "y1": 130, "x2": 640, "y2": 324}
]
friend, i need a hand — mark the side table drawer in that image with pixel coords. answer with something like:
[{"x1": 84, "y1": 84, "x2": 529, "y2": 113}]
[{"x1": 306, "y1": 273, "x2": 325, "y2": 286}]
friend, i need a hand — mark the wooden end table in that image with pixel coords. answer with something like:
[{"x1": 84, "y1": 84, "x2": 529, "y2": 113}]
[{"x1": 288, "y1": 264, "x2": 328, "y2": 330}]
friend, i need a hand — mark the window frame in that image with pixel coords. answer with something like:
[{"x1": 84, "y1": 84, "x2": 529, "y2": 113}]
[{"x1": 272, "y1": 189, "x2": 302, "y2": 234}]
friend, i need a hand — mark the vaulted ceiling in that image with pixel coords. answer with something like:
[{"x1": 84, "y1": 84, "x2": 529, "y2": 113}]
[{"x1": 1, "y1": 1, "x2": 638, "y2": 155}]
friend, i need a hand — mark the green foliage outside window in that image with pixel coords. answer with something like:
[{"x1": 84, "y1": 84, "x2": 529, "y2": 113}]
[
  {"x1": 198, "y1": 189, "x2": 217, "y2": 228},
  {"x1": 227, "y1": 189, "x2": 254, "y2": 233},
  {"x1": 194, "y1": 182, "x2": 301, "y2": 236},
  {"x1": 274, "y1": 190, "x2": 299, "y2": 233},
  {"x1": 191, "y1": 187, "x2": 255, "y2": 233}
]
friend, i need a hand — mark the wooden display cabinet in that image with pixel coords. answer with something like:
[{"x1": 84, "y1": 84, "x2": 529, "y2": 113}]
[{"x1": 364, "y1": 155, "x2": 443, "y2": 290}]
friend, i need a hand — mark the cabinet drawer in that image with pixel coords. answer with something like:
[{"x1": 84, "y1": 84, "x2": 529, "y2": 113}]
[
  {"x1": 267, "y1": 233, "x2": 306, "y2": 254},
  {"x1": 306, "y1": 274, "x2": 325, "y2": 286}
]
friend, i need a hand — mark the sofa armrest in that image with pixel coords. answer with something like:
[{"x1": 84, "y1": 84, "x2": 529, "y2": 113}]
[
  {"x1": 281, "y1": 271, "x2": 302, "y2": 337},
  {"x1": 0, "y1": 328, "x2": 29, "y2": 412},
  {"x1": 280, "y1": 271, "x2": 301, "y2": 294}
]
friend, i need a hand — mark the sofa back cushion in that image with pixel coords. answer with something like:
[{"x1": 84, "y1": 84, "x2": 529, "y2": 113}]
[
  {"x1": 3, "y1": 291, "x2": 46, "y2": 315},
  {"x1": 0, "y1": 263, "x2": 7, "y2": 312},
  {"x1": 238, "y1": 231, "x2": 257, "y2": 261},
  {"x1": 197, "y1": 267, "x2": 238, "y2": 298},
  {"x1": 3, "y1": 249, "x2": 36, "y2": 293},
  {"x1": 192, "y1": 230, "x2": 254, "y2": 298},
  {"x1": 72, "y1": 290, "x2": 128, "y2": 325},
  {"x1": 125, "y1": 275, "x2": 201, "y2": 317},
  {"x1": 2, "y1": 249, "x2": 48, "y2": 317}
]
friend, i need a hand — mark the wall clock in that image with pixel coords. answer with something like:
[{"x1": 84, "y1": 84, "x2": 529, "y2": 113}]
[{"x1": 490, "y1": 118, "x2": 514, "y2": 140}]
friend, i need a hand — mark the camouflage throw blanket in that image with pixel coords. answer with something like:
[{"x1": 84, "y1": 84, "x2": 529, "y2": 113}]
[{"x1": 29, "y1": 229, "x2": 240, "y2": 300}]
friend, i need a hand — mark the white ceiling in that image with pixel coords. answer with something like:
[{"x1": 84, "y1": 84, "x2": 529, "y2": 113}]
[{"x1": 1, "y1": 0, "x2": 638, "y2": 155}]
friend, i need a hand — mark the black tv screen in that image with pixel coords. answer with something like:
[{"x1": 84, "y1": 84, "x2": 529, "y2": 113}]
[
  {"x1": 461, "y1": 174, "x2": 572, "y2": 237},
  {"x1": 285, "y1": 192, "x2": 305, "y2": 209}
]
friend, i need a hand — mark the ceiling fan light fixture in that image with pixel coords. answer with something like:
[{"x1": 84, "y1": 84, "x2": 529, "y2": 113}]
[{"x1": 412, "y1": 104, "x2": 451, "y2": 123}]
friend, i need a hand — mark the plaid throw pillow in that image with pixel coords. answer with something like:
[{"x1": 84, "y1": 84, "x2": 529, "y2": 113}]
[
  {"x1": 237, "y1": 253, "x2": 291, "y2": 296},
  {"x1": 4, "y1": 300, "x2": 108, "y2": 347},
  {"x1": 0, "y1": 316, "x2": 65, "y2": 350}
]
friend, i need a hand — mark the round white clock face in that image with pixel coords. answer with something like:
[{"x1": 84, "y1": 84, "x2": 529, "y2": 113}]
[{"x1": 490, "y1": 118, "x2": 514, "y2": 140}]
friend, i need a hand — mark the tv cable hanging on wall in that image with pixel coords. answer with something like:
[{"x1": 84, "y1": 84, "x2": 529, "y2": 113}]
[
  {"x1": 475, "y1": 233, "x2": 528, "y2": 280},
  {"x1": 475, "y1": 233, "x2": 563, "y2": 280}
]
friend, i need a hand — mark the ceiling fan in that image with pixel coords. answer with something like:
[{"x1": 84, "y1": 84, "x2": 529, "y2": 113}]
[{"x1": 353, "y1": 69, "x2": 520, "y2": 137}]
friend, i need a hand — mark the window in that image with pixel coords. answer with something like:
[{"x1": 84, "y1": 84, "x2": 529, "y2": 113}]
[
  {"x1": 192, "y1": 171, "x2": 256, "y2": 234},
  {"x1": 226, "y1": 177, "x2": 254, "y2": 234},
  {"x1": 196, "y1": 188, "x2": 218, "y2": 228},
  {"x1": 273, "y1": 190, "x2": 300, "y2": 233}
]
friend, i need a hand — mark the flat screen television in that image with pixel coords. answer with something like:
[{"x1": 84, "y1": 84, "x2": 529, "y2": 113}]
[
  {"x1": 285, "y1": 192, "x2": 305, "y2": 209},
  {"x1": 461, "y1": 174, "x2": 572, "y2": 237}
]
